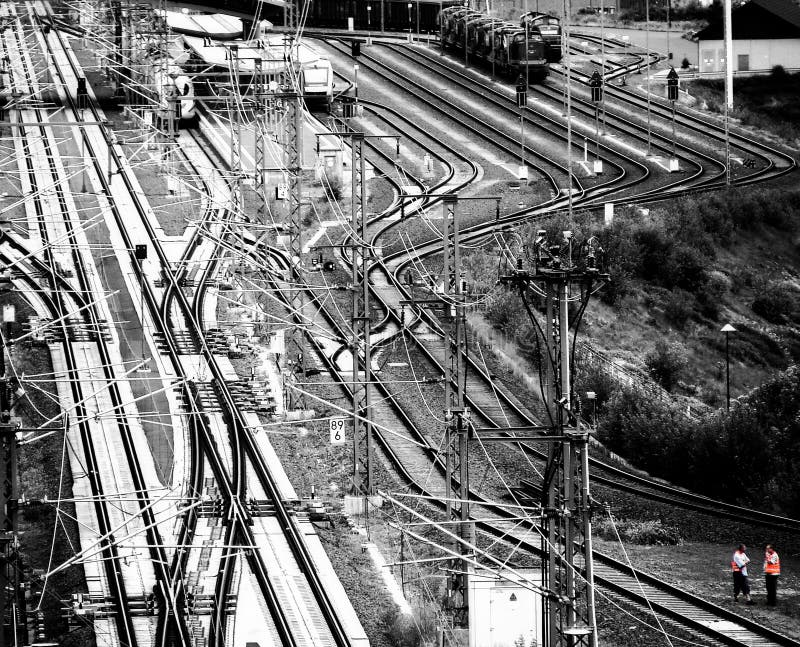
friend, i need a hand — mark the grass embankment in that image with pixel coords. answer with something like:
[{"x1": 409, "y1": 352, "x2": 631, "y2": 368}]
[
  {"x1": 688, "y1": 70, "x2": 800, "y2": 148},
  {"x1": 597, "y1": 540, "x2": 800, "y2": 640}
]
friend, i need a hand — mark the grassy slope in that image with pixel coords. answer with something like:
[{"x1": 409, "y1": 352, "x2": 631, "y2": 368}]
[{"x1": 688, "y1": 71, "x2": 800, "y2": 148}]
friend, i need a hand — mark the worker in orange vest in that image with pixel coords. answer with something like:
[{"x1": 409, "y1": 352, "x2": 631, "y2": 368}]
[
  {"x1": 764, "y1": 545, "x2": 780, "y2": 606},
  {"x1": 731, "y1": 544, "x2": 754, "y2": 604}
]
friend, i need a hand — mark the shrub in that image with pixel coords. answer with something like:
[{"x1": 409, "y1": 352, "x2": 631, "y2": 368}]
[
  {"x1": 485, "y1": 289, "x2": 526, "y2": 336},
  {"x1": 681, "y1": 57, "x2": 690, "y2": 70},
  {"x1": 574, "y1": 359, "x2": 617, "y2": 416},
  {"x1": 661, "y1": 289, "x2": 695, "y2": 329},
  {"x1": 644, "y1": 339, "x2": 688, "y2": 391},
  {"x1": 751, "y1": 281, "x2": 796, "y2": 324},
  {"x1": 696, "y1": 272, "x2": 729, "y2": 320},
  {"x1": 321, "y1": 171, "x2": 343, "y2": 200},
  {"x1": 771, "y1": 64, "x2": 788, "y2": 79},
  {"x1": 594, "y1": 518, "x2": 683, "y2": 545}
]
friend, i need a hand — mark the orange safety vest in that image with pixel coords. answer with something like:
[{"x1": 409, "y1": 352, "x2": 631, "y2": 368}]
[
  {"x1": 764, "y1": 552, "x2": 780, "y2": 575},
  {"x1": 731, "y1": 552, "x2": 747, "y2": 572}
]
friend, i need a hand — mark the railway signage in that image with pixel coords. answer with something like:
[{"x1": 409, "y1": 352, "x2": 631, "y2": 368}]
[
  {"x1": 515, "y1": 75, "x2": 527, "y2": 108},
  {"x1": 134, "y1": 244, "x2": 148, "y2": 260},
  {"x1": 329, "y1": 417, "x2": 347, "y2": 444},
  {"x1": 276, "y1": 183, "x2": 288, "y2": 200},
  {"x1": 667, "y1": 67, "x2": 679, "y2": 102},
  {"x1": 589, "y1": 71, "x2": 603, "y2": 103}
]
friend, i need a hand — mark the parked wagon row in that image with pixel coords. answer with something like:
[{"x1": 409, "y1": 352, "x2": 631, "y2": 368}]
[{"x1": 440, "y1": 6, "x2": 549, "y2": 81}]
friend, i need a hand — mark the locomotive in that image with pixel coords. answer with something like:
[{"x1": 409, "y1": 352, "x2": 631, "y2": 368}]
[
  {"x1": 440, "y1": 6, "x2": 549, "y2": 81},
  {"x1": 520, "y1": 11, "x2": 562, "y2": 62}
]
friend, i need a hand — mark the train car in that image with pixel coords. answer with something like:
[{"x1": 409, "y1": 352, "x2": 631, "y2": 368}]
[
  {"x1": 507, "y1": 28, "x2": 548, "y2": 81},
  {"x1": 441, "y1": 7, "x2": 548, "y2": 80},
  {"x1": 151, "y1": 61, "x2": 198, "y2": 127},
  {"x1": 474, "y1": 19, "x2": 504, "y2": 60},
  {"x1": 520, "y1": 11, "x2": 562, "y2": 62},
  {"x1": 466, "y1": 17, "x2": 497, "y2": 56},
  {"x1": 300, "y1": 58, "x2": 334, "y2": 110},
  {"x1": 180, "y1": 35, "x2": 334, "y2": 110}
]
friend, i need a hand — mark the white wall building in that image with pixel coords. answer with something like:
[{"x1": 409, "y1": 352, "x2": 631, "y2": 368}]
[{"x1": 696, "y1": 0, "x2": 800, "y2": 75}]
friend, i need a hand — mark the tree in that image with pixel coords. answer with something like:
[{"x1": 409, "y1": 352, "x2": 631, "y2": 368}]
[{"x1": 644, "y1": 340, "x2": 688, "y2": 391}]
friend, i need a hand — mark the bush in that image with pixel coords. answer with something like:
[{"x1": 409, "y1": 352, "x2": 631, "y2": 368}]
[
  {"x1": 751, "y1": 281, "x2": 796, "y2": 324},
  {"x1": 381, "y1": 605, "x2": 436, "y2": 647},
  {"x1": 485, "y1": 289, "x2": 526, "y2": 336},
  {"x1": 598, "y1": 367, "x2": 800, "y2": 517},
  {"x1": 644, "y1": 339, "x2": 688, "y2": 391},
  {"x1": 681, "y1": 57, "x2": 690, "y2": 70},
  {"x1": 661, "y1": 289, "x2": 695, "y2": 329},
  {"x1": 771, "y1": 64, "x2": 788, "y2": 79},
  {"x1": 574, "y1": 359, "x2": 617, "y2": 416},
  {"x1": 320, "y1": 171, "x2": 343, "y2": 200},
  {"x1": 594, "y1": 518, "x2": 683, "y2": 545}
]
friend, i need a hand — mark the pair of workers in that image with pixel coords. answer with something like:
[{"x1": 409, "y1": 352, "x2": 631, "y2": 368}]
[{"x1": 731, "y1": 544, "x2": 781, "y2": 606}]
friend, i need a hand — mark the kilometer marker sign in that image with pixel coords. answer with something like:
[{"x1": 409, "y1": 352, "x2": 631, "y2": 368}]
[{"x1": 329, "y1": 417, "x2": 347, "y2": 445}]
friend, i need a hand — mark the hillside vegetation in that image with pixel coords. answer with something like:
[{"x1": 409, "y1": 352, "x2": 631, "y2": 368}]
[
  {"x1": 463, "y1": 184, "x2": 800, "y2": 511},
  {"x1": 600, "y1": 366, "x2": 800, "y2": 516},
  {"x1": 688, "y1": 68, "x2": 800, "y2": 146}
]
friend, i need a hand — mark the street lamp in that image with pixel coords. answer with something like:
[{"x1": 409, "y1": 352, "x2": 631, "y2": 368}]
[
  {"x1": 586, "y1": 391, "x2": 597, "y2": 430},
  {"x1": 721, "y1": 323, "x2": 736, "y2": 411}
]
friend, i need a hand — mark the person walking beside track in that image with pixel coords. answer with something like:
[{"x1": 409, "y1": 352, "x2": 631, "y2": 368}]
[
  {"x1": 764, "y1": 544, "x2": 781, "y2": 606},
  {"x1": 732, "y1": 544, "x2": 755, "y2": 605}
]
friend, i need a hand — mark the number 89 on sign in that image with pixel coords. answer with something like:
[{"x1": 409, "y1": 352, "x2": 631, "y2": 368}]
[{"x1": 329, "y1": 417, "x2": 347, "y2": 445}]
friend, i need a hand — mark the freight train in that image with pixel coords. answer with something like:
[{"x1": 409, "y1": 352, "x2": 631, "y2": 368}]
[
  {"x1": 440, "y1": 6, "x2": 549, "y2": 80},
  {"x1": 520, "y1": 11, "x2": 562, "y2": 62}
]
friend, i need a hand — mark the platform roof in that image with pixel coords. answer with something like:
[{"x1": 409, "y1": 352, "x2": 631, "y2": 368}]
[{"x1": 695, "y1": 0, "x2": 800, "y2": 40}]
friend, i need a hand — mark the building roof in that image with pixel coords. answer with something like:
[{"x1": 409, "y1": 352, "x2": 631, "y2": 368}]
[{"x1": 695, "y1": 0, "x2": 800, "y2": 40}]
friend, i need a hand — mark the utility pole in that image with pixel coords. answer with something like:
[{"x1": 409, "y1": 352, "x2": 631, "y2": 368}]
[
  {"x1": 441, "y1": 196, "x2": 474, "y2": 627},
  {"x1": 493, "y1": 230, "x2": 608, "y2": 646},
  {"x1": 282, "y1": 83, "x2": 305, "y2": 408},
  {"x1": 227, "y1": 44, "x2": 243, "y2": 218},
  {"x1": 349, "y1": 132, "x2": 373, "y2": 497},
  {"x1": 254, "y1": 56, "x2": 270, "y2": 226},
  {"x1": 397, "y1": 193, "x2": 498, "y2": 633}
]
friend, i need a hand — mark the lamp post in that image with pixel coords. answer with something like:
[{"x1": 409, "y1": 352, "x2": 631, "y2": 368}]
[
  {"x1": 586, "y1": 391, "x2": 597, "y2": 431},
  {"x1": 721, "y1": 323, "x2": 736, "y2": 411}
]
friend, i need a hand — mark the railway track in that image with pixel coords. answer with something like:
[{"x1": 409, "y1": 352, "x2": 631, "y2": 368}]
[
  {"x1": 187, "y1": 69, "x2": 799, "y2": 645},
  {"x1": 316, "y1": 47, "x2": 800, "y2": 535},
  {"x1": 8, "y1": 8, "x2": 799, "y2": 647},
  {"x1": 2, "y1": 4, "x2": 187, "y2": 644},
  {"x1": 28, "y1": 3, "x2": 367, "y2": 645}
]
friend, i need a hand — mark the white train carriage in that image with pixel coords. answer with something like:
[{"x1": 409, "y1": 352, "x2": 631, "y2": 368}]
[
  {"x1": 152, "y1": 61, "x2": 198, "y2": 126},
  {"x1": 178, "y1": 26, "x2": 334, "y2": 111}
]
